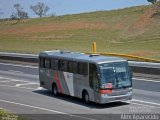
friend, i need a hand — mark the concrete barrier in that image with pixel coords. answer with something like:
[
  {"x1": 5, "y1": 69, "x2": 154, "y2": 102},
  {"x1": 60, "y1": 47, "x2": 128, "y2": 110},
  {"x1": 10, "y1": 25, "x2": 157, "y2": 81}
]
[
  {"x1": 0, "y1": 52, "x2": 38, "y2": 63},
  {"x1": 129, "y1": 61, "x2": 160, "y2": 75}
]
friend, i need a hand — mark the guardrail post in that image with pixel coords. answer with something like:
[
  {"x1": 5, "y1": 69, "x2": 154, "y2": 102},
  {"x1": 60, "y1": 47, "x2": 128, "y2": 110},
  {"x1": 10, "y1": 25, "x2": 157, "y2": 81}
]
[{"x1": 92, "y1": 42, "x2": 97, "y2": 53}]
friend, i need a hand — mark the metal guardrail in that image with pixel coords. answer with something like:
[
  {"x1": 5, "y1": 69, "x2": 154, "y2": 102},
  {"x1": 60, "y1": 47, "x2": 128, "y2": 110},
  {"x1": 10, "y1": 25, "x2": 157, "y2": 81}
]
[
  {"x1": 85, "y1": 52, "x2": 160, "y2": 63},
  {"x1": 0, "y1": 52, "x2": 160, "y2": 75},
  {"x1": 102, "y1": 53, "x2": 160, "y2": 63}
]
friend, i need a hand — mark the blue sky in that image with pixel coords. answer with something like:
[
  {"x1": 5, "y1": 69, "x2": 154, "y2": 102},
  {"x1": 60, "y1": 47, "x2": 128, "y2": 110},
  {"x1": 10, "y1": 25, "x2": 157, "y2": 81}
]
[{"x1": 0, "y1": 0, "x2": 149, "y2": 18}]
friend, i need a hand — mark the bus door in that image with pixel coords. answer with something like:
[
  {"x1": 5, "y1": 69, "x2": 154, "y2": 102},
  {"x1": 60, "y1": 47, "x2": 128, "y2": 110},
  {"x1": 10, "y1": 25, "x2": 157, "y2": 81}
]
[
  {"x1": 89, "y1": 63, "x2": 100, "y2": 102},
  {"x1": 39, "y1": 57, "x2": 45, "y2": 86},
  {"x1": 43, "y1": 58, "x2": 52, "y2": 87},
  {"x1": 39, "y1": 57, "x2": 51, "y2": 87}
]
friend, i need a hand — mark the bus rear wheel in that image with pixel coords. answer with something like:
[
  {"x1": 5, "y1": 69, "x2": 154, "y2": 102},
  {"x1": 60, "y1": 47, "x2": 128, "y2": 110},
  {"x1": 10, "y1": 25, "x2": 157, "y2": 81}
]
[
  {"x1": 82, "y1": 91, "x2": 90, "y2": 104},
  {"x1": 52, "y1": 84, "x2": 58, "y2": 96}
]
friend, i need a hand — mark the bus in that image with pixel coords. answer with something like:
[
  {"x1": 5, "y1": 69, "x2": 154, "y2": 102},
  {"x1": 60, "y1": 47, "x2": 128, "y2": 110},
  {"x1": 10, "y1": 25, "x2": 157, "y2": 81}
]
[{"x1": 39, "y1": 50, "x2": 132, "y2": 104}]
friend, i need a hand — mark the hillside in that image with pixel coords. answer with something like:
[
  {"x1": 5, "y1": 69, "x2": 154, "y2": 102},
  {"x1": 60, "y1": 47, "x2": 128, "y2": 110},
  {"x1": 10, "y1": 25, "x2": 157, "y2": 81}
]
[{"x1": 0, "y1": 4, "x2": 160, "y2": 60}]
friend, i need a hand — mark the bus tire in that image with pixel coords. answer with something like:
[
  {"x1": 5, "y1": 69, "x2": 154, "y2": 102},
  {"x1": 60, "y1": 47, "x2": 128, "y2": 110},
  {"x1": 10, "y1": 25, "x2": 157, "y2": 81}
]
[
  {"x1": 82, "y1": 91, "x2": 90, "y2": 104},
  {"x1": 52, "y1": 83, "x2": 58, "y2": 96}
]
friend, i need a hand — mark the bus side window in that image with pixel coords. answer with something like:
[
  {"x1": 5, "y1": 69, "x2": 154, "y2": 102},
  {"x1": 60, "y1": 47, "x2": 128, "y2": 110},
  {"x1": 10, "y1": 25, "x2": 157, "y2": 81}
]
[
  {"x1": 78, "y1": 62, "x2": 88, "y2": 75},
  {"x1": 51, "y1": 59, "x2": 59, "y2": 70},
  {"x1": 68, "y1": 61, "x2": 78, "y2": 73},
  {"x1": 39, "y1": 57, "x2": 44, "y2": 68},
  {"x1": 51, "y1": 59, "x2": 54, "y2": 69},
  {"x1": 45, "y1": 59, "x2": 51, "y2": 69},
  {"x1": 59, "y1": 60, "x2": 68, "y2": 72},
  {"x1": 72, "y1": 62, "x2": 78, "y2": 74},
  {"x1": 68, "y1": 61, "x2": 73, "y2": 73}
]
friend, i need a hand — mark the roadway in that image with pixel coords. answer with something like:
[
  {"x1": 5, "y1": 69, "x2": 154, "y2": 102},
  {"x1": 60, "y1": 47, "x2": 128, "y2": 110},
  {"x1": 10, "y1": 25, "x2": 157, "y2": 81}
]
[{"x1": 0, "y1": 62, "x2": 160, "y2": 120}]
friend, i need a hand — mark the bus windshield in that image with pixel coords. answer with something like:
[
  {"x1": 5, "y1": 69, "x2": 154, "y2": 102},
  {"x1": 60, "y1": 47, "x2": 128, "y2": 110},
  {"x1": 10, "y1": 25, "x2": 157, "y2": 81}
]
[{"x1": 99, "y1": 62, "x2": 131, "y2": 89}]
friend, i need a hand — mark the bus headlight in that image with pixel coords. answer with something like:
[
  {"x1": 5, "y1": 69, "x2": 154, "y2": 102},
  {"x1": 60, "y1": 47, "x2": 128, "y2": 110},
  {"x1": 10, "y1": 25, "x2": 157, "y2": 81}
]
[{"x1": 128, "y1": 88, "x2": 132, "y2": 94}]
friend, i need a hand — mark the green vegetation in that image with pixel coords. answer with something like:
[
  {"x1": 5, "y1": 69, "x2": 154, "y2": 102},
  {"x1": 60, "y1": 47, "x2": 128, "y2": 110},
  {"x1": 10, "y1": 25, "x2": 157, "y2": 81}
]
[
  {"x1": 0, "y1": 4, "x2": 160, "y2": 60},
  {"x1": 0, "y1": 109, "x2": 26, "y2": 120}
]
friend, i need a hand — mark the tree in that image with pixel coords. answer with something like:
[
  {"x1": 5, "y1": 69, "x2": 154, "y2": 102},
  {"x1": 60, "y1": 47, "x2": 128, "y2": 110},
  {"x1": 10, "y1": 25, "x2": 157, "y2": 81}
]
[
  {"x1": 30, "y1": 2, "x2": 50, "y2": 18},
  {"x1": 10, "y1": 3, "x2": 29, "y2": 20},
  {"x1": 10, "y1": 13, "x2": 17, "y2": 20},
  {"x1": 153, "y1": 1, "x2": 160, "y2": 17},
  {"x1": 147, "y1": 0, "x2": 157, "y2": 4}
]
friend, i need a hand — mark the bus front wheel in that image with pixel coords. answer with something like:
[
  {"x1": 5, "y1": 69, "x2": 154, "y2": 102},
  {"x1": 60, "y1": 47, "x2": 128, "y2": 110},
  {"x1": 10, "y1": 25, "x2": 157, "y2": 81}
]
[{"x1": 52, "y1": 84, "x2": 58, "y2": 96}]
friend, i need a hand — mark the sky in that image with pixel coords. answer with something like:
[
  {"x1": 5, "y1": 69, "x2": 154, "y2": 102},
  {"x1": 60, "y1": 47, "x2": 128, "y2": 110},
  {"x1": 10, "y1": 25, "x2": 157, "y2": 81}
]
[{"x1": 0, "y1": 0, "x2": 149, "y2": 19}]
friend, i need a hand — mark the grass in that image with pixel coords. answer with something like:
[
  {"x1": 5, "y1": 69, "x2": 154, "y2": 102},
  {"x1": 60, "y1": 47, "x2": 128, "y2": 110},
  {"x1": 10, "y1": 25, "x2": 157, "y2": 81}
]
[
  {"x1": 0, "y1": 109, "x2": 26, "y2": 120},
  {"x1": 0, "y1": 4, "x2": 160, "y2": 60}
]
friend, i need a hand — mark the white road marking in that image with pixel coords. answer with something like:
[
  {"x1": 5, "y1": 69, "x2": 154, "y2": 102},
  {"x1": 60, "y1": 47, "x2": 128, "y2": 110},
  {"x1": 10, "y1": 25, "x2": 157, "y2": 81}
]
[
  {"x1": 0, "y1": 76, "x2": 22, "y2": 81},
  {"x1": 0, "y1": 84, "x2": 35, "y2": 90},
  {"x1": 0, "y1": 79, "x2": 22, "y2": 82},
  {"x1": 126, "y1": 100, "x2": 160, "y2": 108},
  {"x1": 0, "y1": 81, "x2": 10, "y2": 82},
  {"x1": 0, "y1": 77, "x2": 39, "y2": 89},
  {"x1": 15, "y1": 83, "x2": 39, "y2": 87},
  {"x1": 133, "y1": 78, "x2": 160, "y2": 82},
  {"x1": 0, "y1": 77, "x2": 9, "y2": 79},
  {"x1": 8, "y1": 70, "x2": 23, "y2": 74},
  {"x1": 130, "y1": 102, "x2": 160, "y2": 108},
  {"x1": 0, "y1": 84, "x2": 44, "y2": 91},
  {"x1": 0, "y1": 99, "x2": 96, "y2": 120},
  {"x1": 0, "y1": 77, "x2": 28, "y2": 82},
  {"x1": 9, "y1": 79, "x2": 24, "y2": 82},
  {"x1": 0, "y1": 99, "x2": 67, "y2": 114},
  {"x1": 0, "y1": 76, "x2": 38, "y2": 83},
  {"x1": 132, "y1": 99, "x2": 160, "y2": 106},
  {"x1": 0, "y1": 62, "x2": 38, "y2": 69}
]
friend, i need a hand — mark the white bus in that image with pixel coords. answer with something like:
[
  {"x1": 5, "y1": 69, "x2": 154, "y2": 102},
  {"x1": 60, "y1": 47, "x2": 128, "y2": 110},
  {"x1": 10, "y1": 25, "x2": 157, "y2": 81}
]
[{"x1": 39, "y1": 50, "x2": 132, "y2": 104}]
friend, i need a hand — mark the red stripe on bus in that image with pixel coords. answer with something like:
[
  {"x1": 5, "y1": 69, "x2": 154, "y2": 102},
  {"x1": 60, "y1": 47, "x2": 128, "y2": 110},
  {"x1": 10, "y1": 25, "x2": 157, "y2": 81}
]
[{"x1": 53, "y1": 71, "x2": 62, "y2": 93}]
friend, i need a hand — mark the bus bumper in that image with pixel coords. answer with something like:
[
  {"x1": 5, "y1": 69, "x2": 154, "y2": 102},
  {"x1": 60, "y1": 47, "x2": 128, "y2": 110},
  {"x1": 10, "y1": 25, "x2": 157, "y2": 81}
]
[{"x1": 99, "y1": 92, "x2": 132, "y2": 104}]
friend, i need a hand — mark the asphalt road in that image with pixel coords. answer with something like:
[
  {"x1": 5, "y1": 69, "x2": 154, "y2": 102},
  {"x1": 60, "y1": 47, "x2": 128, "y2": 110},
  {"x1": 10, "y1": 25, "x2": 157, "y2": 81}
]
[{"x1": 0, "y1": 62, "x2": 160, "y2": 120}]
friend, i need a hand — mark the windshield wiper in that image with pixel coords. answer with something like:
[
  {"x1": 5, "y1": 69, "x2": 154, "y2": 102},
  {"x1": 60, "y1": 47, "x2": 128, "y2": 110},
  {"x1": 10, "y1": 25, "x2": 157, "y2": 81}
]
[{"x1": 115, "y1": 77, "x2": 119, "y2": 88}]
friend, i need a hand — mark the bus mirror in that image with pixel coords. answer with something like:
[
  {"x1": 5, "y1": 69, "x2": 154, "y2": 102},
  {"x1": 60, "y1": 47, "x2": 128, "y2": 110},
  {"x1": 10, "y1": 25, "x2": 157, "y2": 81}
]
[{"x1": 97, "y1": 73, "x2": 101, "y2": 79}]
